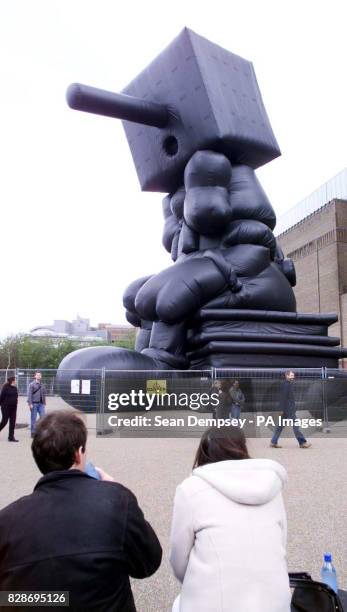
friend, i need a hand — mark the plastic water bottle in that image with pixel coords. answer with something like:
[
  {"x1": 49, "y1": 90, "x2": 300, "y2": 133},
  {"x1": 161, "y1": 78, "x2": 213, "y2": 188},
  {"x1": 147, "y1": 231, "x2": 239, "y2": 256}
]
[{"x1": 320, "y1": 553, "x2": 338, "y2": 593}]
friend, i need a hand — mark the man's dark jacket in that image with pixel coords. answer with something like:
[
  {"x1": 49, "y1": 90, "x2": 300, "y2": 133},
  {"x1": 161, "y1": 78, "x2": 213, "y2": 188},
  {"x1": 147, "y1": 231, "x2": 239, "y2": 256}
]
[
  {"x1": 0, "y1": 470, "x2": 162, "y2": 611},
  {"x1": 279, "y1": 380, "x2": 296, "y2": 417}
]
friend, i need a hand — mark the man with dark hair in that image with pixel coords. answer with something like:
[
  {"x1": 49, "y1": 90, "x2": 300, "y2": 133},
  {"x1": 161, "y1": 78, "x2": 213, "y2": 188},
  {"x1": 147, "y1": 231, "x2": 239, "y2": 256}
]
[
  {"x1": 0, "y1": 410, "x2": 162, "y2": 611},
  {"x1": 270, "y1": 370, "x2": 312, "y2": 449},
  {"x1": 27, "y1": 371, "x2": 46, "y2": 437}
]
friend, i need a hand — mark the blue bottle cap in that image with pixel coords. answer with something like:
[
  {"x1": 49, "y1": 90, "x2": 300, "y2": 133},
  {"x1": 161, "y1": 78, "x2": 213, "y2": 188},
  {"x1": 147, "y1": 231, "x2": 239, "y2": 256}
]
[{"x1": 324, "y1": 553, "x2": 332, "y2": 562}]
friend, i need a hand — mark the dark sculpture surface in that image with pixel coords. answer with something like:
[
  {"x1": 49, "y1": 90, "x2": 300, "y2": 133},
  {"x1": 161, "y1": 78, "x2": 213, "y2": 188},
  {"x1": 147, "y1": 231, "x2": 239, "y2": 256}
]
[{"x1": 59, "y1": 28, "x2": 346, "y2": 399}]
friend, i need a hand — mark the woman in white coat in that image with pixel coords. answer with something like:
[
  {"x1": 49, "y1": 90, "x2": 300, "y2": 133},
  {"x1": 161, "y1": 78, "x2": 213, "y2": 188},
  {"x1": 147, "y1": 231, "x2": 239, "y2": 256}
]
[{"x1": 170, "y1": 427, "x2": 291, "y2": 612}]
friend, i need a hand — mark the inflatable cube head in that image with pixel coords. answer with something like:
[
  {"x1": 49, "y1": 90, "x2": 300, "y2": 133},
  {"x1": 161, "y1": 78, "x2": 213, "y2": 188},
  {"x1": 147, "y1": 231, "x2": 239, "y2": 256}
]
[{"x1": 67, "y1": 28, "x2": 280, "y2": 193}]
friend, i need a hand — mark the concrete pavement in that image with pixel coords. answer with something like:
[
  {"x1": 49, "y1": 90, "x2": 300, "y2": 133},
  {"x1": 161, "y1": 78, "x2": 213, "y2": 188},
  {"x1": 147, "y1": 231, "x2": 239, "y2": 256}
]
[{"x1": 0, "y1": 399, "x2": 346, "y2": 611}]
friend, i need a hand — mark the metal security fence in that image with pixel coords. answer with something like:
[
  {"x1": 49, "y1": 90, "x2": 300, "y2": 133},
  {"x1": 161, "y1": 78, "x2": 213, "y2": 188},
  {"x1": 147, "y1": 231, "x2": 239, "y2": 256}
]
[
  {"x1": 1, "y1": 366, "x2": 346, "y2": 437},
  {"x1": 324, "y1": 369, "x2": 347, "y2": 431},
  {"x1": 17, "y1": 370, "x2": 57, "y2": 396},
  {"x1": 103, "y1": 369, "x2": 212, "y2": 409},
  {"x1": 98, "y1": 369, "x2": 213, "y2": 436},
  {"x1": 214, "y1": 368, "x2": 347, "y2": 428},
  {"x1": 0, "y1": 368, "x2": 102, "y2": 414},
  {"x1": 214, "y1": 367, "x2": 326, "y2": 416},
  {"x1": 55, "y1": 369, "x2": 103, "y2": 414},
  {"x1": 213, "y1": 367, "x2": 338, "y2": 439}
]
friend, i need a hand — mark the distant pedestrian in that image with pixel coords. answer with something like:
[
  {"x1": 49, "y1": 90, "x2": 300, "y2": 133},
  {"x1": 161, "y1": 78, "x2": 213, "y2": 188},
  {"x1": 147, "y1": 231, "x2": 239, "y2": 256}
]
[
  {"x1": 27, "y1": 371, "x2": 46, "y2": 437},
  {"x1": 217, "y1": 379, "x2": 233, "y2": 419},
  {"x1": 0, "y1": 376, "x2": 19, "y2": 442},
  {"x1": 270, "y1": 370, "x2": 311, "y2": 449},
  {"x1": 229, "y1": 380, "x2": 245, "y2": 419},
  {"x1": 210, "y1": 379, "x2": 221, "y2": 418}
]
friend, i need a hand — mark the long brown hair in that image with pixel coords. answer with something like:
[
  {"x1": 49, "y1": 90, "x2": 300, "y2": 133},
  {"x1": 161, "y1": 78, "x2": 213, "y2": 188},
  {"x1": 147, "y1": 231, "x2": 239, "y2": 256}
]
[{"x1": 193, "y1": 426, "x2": 250, "y2": 469}]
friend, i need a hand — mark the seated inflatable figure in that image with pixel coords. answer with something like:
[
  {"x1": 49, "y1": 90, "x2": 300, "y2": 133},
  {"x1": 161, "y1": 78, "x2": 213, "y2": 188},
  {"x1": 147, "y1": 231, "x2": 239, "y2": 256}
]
[
  {"x1": 124, "y1": 151, "x2": 297, "y2": 367},
  {"x1": 58, "y1": 28, "x2": 346, "y2": 388}
]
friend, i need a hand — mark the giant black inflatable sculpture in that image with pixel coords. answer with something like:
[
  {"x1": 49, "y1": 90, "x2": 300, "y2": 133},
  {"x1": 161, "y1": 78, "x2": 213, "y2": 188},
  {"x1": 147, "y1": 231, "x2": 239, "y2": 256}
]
[{"x1": 59, "y1": 28, "x2": 346, "y2": 390}]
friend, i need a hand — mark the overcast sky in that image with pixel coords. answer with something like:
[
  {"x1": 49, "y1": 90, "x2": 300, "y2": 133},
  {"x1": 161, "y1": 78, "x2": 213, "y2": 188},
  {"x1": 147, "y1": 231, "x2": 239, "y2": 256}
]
[{"x1": 1, "y1": 0, "x2": 346, "y2": 338}]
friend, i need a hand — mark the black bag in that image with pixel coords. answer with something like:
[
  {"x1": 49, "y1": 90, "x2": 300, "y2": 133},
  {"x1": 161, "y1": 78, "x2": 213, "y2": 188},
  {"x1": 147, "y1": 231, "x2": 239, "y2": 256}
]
[{"x1": 290, "y1": 572, "x2": 344, "y2": 611}]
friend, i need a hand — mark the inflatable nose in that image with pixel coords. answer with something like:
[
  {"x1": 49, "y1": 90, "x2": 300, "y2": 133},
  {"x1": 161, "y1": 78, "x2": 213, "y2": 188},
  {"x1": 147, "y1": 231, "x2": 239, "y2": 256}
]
[{"x1": 66, "y1": 82, "x2": 170, "y2": 128}]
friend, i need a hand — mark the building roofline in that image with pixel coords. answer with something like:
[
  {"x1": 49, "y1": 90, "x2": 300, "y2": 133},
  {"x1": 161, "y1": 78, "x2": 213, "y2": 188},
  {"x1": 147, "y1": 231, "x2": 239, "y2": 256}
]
[
  {"x1": 275, "y1": 168, "x2": 347, "y2": 235},
  {"x1": 276, "y1": 198, "x2": 347, "y2": 238}
]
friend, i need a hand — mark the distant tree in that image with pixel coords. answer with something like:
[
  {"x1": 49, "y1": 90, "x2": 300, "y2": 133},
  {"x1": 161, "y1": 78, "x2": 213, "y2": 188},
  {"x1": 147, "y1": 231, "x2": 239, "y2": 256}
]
[
  {"x1": 0, "y1": 330, "x2": 136, "y2": 371},
  {"x1": 0, "y1": 335, "x2": 106, "y2": 370},
  {"x1": 112, "y1": 331, "x2": 136, "y2": 350},
  {"x1": 0, "y1": 335, "x2": 22, "y2": 371}
]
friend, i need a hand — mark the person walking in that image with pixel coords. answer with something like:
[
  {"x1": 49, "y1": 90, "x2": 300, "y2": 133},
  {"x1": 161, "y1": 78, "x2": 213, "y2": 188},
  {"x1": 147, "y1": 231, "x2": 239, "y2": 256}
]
[
  {"x1": 27, "y1": 371, "x2": 46, "y2": 437},
  {"x1": 0, "y1": 410, "x2": 162, "y2": 611},
  {"x1": 170, "y1": 426, "x2": 291, "y2": 612},
  {"x1": 270, "y1": 370, "x2": 311, "y2": 449},
  {"x1": 229, "y1": 379, "x2": 245, "y2": 419},
  {"x1": 0, "y1": 376, "x2": 19, "y2": 442}
]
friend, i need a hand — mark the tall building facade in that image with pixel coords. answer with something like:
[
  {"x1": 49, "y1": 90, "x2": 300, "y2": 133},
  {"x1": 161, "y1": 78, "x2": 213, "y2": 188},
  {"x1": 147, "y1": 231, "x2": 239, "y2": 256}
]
[{"x1": 276, "y1": 170, "x2": 347, "y2": 366}]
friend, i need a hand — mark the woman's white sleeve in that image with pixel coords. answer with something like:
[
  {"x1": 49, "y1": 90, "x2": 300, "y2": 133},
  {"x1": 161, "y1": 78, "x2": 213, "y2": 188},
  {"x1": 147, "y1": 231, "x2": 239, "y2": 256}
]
[{"x1": 169, "y1": 483, "x2": 195, "y2": 583}]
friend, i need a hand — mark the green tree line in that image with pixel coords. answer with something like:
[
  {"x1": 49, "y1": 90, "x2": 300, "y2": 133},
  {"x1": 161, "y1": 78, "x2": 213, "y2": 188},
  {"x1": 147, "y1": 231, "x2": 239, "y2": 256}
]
[{"x1": 0, "y1": 333, "x2": 135, "y2": 370}]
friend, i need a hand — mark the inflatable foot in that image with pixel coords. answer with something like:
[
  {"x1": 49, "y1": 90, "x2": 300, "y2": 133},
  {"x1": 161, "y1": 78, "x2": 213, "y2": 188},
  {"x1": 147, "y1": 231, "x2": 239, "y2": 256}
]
[{"x1": 57, "y1": 345, "x2": 179, "y2": 411}]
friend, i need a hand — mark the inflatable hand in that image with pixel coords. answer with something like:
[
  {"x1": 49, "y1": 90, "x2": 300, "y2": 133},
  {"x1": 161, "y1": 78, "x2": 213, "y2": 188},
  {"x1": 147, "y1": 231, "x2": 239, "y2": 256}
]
[
  {"x1": 228, "y1": 164, "x2": 276, "y2": 229},
  {"x1": 183, "y1": 151, "x2": 233, "y2": 235},
  {"x1": 222, "y1": 219, "x2": 277, "y2": 258},
  {"x1": 165, "y1": 187, "x2": 200, "y2": 257},
  {"x1": 135, "y1": 250, "x2": 241, "y2": 324},
  {"x1": 162, "y1": 195, "x2": 181, "y2": 260},
  {"x1": 205, "y1": 261, "x2": 296, "y2": 312},
  {"x1": 123, "y1": 275, "x2": 154, "y2": 324},
  {"x1": 162, "y1": 151, "x2": 278, "y2": 263}
]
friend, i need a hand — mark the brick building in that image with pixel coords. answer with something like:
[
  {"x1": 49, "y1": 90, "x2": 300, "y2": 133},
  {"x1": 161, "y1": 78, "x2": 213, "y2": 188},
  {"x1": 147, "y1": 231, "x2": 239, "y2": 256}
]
[
  {"x1": 276, "y1": 169, "x2": 347, "y2": 365},
  {"x1": 97, "y1": 323, "x2": 135, "y2": 344}
]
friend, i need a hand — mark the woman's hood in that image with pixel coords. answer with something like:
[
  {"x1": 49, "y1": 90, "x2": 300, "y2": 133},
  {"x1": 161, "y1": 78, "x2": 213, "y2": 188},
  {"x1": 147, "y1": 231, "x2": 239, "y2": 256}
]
[{"x1": 192, "y1": 458, "x2": 287, "y2": 506}]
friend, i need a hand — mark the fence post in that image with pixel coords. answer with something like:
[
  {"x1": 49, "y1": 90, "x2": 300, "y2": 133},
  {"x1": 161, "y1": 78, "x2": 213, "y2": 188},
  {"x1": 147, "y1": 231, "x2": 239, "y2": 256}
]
[
  {"x1": 322, "y1": 366, "x2": 330, "y2": 433},
  {"x1": 98, "y1": 368, "x2": 106, "y2": 435}
]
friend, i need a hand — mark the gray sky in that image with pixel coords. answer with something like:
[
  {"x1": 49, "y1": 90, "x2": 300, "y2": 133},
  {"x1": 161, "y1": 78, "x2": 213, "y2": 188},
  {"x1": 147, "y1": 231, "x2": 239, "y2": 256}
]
[{"x1": 1, "y1": 0, "x2": 346, "y2": 338}]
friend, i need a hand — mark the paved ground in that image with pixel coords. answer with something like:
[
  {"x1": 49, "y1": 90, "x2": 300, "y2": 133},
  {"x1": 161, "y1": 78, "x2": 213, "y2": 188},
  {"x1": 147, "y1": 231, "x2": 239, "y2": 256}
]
[{"x1": 1, "y1": 399, "x2": 347, "y2": 611}]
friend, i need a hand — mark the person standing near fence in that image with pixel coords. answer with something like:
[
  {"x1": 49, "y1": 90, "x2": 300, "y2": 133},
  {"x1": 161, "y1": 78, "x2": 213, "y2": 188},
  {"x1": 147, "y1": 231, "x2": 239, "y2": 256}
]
[
  {"x1": 28, "y1": 372, "x2": 46, "y2": 438},
  {"x1": 229, "y1": 379, "x2": 245, "y2": 419},
  {"x1": 270, "y1": 370, "x2": 311, "y2": 449},
  {"x1": 217, "y1": 379, "x2": 233, "y2": 419},
  {"x1": 210, "y1": 379, "x2": 222, "y2": 418},
  {"x1": 0, "y1": 376, "x2": 19, "y2": 442}
]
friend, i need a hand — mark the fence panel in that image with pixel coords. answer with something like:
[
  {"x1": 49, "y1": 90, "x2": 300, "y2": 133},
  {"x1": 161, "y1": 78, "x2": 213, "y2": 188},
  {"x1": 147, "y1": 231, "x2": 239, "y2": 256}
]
[
  {"x1": 98, "y1": 369, "x2": 213, "y2": 437},
  {"x1": 0, "y1": 369, "x2": 16, "y2": 387},
  {"x1": 324, "y1": 368, "x2": 347, "y2": 434},
  {"x1": 0, "y1": 366, "x2": 345, "y2": 438},
  {"x1": 214, "y1": 367, "x2": 327, "y2": 438},
  {"x1": 14, "y1": 368, "x2": 102, "y2": 414}
]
